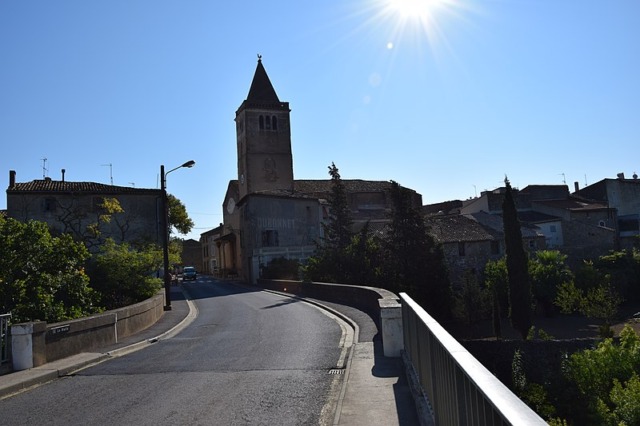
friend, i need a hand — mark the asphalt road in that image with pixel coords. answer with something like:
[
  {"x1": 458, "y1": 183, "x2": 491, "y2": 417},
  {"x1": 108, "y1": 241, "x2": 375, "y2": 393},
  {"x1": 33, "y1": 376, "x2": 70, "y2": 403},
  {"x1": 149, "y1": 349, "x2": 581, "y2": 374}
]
[{"x1": 0, "y1": 277, "x2": 346, "y2": 425}]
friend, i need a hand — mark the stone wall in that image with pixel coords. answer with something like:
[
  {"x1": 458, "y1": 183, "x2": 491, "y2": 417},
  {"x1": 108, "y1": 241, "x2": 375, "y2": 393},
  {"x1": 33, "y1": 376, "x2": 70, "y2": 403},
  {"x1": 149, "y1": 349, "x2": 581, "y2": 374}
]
[{"x1": 12, "y1": 291, "x2": 164, "y2": 370}]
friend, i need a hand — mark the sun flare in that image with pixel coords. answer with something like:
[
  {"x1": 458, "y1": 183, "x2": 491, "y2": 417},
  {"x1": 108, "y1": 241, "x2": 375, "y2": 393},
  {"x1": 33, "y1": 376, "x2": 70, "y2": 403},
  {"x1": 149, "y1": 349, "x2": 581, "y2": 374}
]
[
  {"x1": 377, "y1": 0, "x2": 465, "y2": 54},
  {"x1": 387, "y1": 0, "x2": 441, "y2": 19}
]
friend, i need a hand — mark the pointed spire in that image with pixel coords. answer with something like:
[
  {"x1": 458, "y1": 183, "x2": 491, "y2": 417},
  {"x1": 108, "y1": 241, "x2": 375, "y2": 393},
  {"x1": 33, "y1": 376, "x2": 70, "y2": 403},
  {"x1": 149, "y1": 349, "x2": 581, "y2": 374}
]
[{"x1": 246, "y1": 55, "x2": 280, "y2": 103}]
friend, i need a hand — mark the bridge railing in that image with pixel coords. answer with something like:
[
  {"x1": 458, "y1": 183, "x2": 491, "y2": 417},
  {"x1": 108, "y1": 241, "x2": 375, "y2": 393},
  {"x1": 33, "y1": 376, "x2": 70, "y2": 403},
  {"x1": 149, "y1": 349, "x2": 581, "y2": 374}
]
[
  {"x1": 400, "y1": 293, "x2": 546, "y2": 426},
  {"x1": 1, "y1": 313, "x2": 10, "y2": 364}
]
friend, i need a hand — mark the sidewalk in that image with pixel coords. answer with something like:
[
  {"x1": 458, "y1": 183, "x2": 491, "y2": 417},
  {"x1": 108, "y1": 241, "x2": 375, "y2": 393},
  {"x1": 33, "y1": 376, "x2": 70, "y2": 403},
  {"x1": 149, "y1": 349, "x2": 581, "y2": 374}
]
[
  {"x1": 0, "y1": 284, "x2": 419, "y2": 425},
  {"x1": 308, "y1": 299, "x2": 419, "y2": 426}
]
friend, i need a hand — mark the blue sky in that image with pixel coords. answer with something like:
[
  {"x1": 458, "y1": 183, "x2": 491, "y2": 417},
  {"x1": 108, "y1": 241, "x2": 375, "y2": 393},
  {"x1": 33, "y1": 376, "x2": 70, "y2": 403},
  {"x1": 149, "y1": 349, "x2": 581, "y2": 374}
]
[{"x1": 1, "y1": 1, "x2": 639, "y2": 241}]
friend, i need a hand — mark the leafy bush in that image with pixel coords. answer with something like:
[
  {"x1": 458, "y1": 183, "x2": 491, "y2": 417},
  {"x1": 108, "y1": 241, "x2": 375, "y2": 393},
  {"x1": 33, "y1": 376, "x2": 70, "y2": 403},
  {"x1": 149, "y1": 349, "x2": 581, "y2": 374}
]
[
  {"x1": 0, "y1": 216, "x2": 98, "y2": 322},
  {"x1": 87, "y1": 239, "x2": 163, "y2": 310},
  {"x1": 566, "y1": 325, "x2": 640, "y2": 424}
]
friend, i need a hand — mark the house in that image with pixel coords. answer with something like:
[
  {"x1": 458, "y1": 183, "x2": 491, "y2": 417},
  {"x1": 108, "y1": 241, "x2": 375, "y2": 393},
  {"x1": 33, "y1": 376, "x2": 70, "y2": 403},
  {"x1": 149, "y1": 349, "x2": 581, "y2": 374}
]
[
  {"x1": 458, "y1": 183, "x2": 617, "y2": 263},
  {"x1": 180, "y1": 239, "x2": 201, "y2": 271},
  {"x1": 426, "y1": 214, "x2": 499, "y2": 290},
  {"x1": 217, "y1": 58, "x2": 422, "y2": 283},
  {"x1": 200, "y1": 225, "x2": 223, "y2": 275},
  {"x1": 6, "y1": 170, "x2": 162, "y2": 248},
  {"x1": 574, "y1": 173, "x2": 640, "y2": 249},
  {"x1": 426, "y1": 211, "x2": 546, "y2": 289}
]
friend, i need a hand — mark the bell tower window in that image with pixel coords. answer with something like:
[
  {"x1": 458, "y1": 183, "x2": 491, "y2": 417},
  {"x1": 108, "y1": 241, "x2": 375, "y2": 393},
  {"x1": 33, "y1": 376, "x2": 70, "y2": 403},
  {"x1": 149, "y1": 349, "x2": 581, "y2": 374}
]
[{"x1": 258, "y1": 115, "x2": 278, "y2": 132}]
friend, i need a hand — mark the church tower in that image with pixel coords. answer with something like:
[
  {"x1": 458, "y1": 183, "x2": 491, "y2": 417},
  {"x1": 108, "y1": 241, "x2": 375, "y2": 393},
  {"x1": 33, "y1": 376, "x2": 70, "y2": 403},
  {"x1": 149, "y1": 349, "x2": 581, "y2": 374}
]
[{"x1": 235, "y1": 57, "x2": 294, "y2": 200}]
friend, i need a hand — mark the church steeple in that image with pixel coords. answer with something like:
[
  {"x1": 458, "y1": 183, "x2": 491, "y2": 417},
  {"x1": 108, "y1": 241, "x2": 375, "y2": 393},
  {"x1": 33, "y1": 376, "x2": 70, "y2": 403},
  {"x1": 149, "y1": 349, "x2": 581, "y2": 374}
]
[
  {"x1": 235, "y1": 57, "x2": 294, "y2": 200},
  {"x1": 246, "y1": 56, "x2": 280, "y2": 104},
  {"x1": 237, "y1": 55, "x2": 289, "y2": 113}
]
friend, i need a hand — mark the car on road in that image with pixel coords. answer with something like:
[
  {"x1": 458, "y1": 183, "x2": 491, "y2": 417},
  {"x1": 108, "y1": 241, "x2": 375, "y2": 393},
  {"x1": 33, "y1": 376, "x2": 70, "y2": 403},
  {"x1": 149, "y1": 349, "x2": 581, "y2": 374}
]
[{"x1": 183, "y1": 266, "x2": 197, "y2": 281}]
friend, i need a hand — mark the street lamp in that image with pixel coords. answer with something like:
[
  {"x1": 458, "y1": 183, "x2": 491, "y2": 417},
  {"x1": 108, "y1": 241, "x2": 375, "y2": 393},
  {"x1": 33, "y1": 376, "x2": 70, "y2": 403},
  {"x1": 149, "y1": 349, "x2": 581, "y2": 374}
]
[{"x1": 161, "y1": 160, "x2": 195, "y2": 311}]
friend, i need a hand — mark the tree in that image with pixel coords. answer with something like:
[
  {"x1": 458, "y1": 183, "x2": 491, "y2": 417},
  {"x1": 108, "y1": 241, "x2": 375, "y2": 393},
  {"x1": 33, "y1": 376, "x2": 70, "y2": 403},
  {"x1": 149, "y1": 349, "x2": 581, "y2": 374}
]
[
  {"x1": 502, "y1": 177, "x2": 532, "y2": 339},
  {"x1": 0, "y1": 215, "x2": 98, "y2": 323},
  {"x1": 383, "y1": 181, "x2": 451, "y2": 319},
  {"x1": 453, "y1": 271, "x2": 490, "y2": 338},
  {"x1": 86, "y1": 239, "x2": 164, "y2": 310},
  {"x1": 529, "y1": 250, "x2": 573, "y2": 317},
  {"x1": 303, "y1": 163, "x2": 354, "y2": 282},
  {"x1": 323, "y1": 163, "x2": 353, "y2": 251},
  {"x1": 343, "y1": 223, "x2": 384, "y2": 286},
  {"x1": 555, "y1": 261, "x2": 623, "y2": 338},
  {"x1": 597, "y1": 248, "x2": 640, "y2": 303},
  {"x1": 567, "y1": 325, "x2": 640, "y2": 424},
  {"x1": 167, "y1": 193, "x2": 194, "y2": 236},
  {"x1": 56, "y1": 196, "x2": 124, "y2": 248},
  {"x1": 484, "y1": 258, "x2": 509, "y2": 339}
]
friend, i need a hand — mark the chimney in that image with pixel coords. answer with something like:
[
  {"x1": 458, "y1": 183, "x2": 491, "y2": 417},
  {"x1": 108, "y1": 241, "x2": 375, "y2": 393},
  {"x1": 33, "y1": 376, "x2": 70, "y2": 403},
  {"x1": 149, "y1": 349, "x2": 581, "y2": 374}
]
[
  {"x1": 574, "y1": 181, "x2": 580, "y2": 193},
  {"x1": 9, "y1": 170, "x2": 16, "y2": 188},
  {"x1": 61, "y1": 169, "x2": 66, "y2": 182},
  {"x1": 617, "y1": 172, "x2": 625, "y2": 180}
]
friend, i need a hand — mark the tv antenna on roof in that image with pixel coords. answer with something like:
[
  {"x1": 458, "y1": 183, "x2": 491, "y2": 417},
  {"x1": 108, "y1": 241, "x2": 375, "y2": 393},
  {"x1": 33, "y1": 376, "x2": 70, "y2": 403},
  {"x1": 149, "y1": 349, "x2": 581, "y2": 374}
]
[
  {"x1": 101, "y1": 163, "x2": 113, "y2": 185},
  {"x1": 559, "y1": 173, "x2": 566, "y2": 185},
  {"x1": 41, "y1": 157, "x2": 48, "y2": 178}
]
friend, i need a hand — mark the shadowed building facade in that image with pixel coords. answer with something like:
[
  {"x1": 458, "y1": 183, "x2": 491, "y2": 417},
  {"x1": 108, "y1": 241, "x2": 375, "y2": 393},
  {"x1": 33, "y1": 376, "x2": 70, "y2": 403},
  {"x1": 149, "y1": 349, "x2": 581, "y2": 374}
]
[{"x1": 217, "y1": 58, "x2": 421, "y2": 283}]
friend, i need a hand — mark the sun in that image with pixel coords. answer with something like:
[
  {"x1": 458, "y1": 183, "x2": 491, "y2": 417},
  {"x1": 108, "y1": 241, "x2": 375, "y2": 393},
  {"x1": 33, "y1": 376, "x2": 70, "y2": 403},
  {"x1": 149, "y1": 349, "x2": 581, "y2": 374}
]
[
  {"x1": 379, "y1": 0, "x2": 457, "y2": 45},
  {"x1": 387, "y1": 0, "x2": 441, "y2": 20}
]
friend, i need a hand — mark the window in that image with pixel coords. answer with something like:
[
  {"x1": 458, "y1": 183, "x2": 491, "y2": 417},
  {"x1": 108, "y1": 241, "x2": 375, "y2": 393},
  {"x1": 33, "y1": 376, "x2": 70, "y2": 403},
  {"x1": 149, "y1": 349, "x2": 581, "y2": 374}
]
[
  {"x1": 458, "y1": 242, "x2": 465, "y2": 256},
  {"x1": 43, "y1": 198, "x2": 57, "y2": 212},
  {"x1": 262, "y1": 230, "x2": 279, "y2": 247},
  {"x1": 258, "y1": 115, "x2": 278, "y2": 131},
  {"x1": 550, "y1": 225, "x2": 557, "y2": 233},
  {"x1": 529, "y1": 240, "x2": 536, "y2": 249}
]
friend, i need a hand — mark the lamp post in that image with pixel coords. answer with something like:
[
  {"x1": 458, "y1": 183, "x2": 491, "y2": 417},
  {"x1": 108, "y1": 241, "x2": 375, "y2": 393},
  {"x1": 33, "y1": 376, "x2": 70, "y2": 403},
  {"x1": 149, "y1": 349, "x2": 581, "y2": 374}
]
[{"x1": 161, "y1": 160, "x2": 195, "y2": 311}]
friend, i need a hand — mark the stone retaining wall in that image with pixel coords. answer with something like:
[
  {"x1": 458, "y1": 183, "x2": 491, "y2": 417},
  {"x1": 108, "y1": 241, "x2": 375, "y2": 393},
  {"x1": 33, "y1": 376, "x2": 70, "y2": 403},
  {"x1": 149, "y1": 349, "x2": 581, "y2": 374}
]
[{"x1": 12, "y1": 292, "x2": 165, "y2": 370}]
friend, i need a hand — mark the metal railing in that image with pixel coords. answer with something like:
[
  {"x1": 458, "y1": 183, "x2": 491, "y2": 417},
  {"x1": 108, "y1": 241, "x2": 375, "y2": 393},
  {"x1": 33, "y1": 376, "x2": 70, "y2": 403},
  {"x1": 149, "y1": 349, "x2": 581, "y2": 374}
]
[
  {"x1": 1, "y1": 313, "x2": 10, "y2": 364},
  {"x1": 400, "y1": 293, "x2": 546, "y2": 426}
]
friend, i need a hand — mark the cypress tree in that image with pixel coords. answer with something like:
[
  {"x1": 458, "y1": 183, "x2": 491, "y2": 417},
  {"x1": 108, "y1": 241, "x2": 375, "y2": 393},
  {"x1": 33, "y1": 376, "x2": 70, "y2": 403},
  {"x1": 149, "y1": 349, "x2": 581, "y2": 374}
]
[
  {"x1": 303, "y1": 163, "x2": 353, "y2": 282},
  {"x1": 384, "y1": 181, "x2": 452, "y2": 319},
  {"x1": 323, "y1": 163, "x2": 353, "y2": 251},
  {"x1": 502, "y1": 177, "x2": 532, "y2": 339}
]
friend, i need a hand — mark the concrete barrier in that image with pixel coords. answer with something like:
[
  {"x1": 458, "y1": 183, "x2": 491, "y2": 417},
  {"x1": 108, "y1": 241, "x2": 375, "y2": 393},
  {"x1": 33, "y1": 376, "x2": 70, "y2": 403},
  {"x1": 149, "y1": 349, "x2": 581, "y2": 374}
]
[
  {"x1": 11, "y1": 292, "x2": 164, "y2": 371},
  {"x1": 257, "y1": 279, "x2": 404, "y2": 357}
]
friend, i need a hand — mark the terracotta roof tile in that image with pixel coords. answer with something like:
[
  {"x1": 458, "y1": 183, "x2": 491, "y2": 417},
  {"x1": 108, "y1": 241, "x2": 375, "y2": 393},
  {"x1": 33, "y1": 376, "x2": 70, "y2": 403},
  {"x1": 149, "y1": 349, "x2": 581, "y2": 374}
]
[
  {"x1": 426, "y1": 214, "x2": 495, "y2": 243},
  {"x1": 294, "y1": 179, "x2": 394, "y2": 194},
  {"x1": 8, "y1": 179, "x2": 160, "y2": 195}
]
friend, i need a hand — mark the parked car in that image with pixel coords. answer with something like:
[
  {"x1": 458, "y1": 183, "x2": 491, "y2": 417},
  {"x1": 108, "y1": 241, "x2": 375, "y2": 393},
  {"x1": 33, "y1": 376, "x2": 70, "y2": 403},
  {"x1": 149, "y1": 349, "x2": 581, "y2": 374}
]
[{"x1": 183, "y1": 266, "x2": 197, "y2": 281}]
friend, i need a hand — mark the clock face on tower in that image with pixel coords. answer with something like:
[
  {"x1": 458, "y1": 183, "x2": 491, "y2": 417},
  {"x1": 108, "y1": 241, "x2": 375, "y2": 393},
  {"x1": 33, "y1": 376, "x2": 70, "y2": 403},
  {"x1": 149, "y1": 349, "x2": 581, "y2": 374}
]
[{"x1": 227, "y1": 197, "x2": 236, "y2": 214}]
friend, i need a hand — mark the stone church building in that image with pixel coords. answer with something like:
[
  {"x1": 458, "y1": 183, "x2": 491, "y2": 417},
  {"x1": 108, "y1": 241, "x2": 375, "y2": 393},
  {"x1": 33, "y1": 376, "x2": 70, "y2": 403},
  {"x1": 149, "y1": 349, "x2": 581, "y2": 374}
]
[{"x1": 216, "y1": 58, "x2": 422, "y2": 283}]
